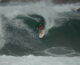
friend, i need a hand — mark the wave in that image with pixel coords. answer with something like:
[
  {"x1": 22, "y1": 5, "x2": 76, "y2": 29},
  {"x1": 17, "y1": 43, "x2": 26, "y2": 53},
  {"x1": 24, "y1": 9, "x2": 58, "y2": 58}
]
[
  {"x1": 0, "y1": 1, "x2": 80, "y2": 56},
  {"x1": 43, "y1": 47, "x2": 80, "y2": 56}
]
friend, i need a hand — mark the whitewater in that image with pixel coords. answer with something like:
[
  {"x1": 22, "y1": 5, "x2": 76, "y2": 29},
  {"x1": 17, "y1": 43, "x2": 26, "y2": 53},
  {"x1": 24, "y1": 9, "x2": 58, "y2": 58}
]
[
  {"x1": 0, "y1": 55, "x2": 80, "y2": 65},
  {"x1": 0, "y1": 0, "x2": 80, "y2": 65}
]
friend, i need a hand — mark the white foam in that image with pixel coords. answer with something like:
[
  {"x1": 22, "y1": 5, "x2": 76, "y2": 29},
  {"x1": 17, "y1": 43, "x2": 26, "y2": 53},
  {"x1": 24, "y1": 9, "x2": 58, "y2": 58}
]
[
  {"x1": 0, "y1": 2, "x2": 79, "y2": 30},
  {"x1": 0, "y1": 55, "x2": 80, "y2": 65}
]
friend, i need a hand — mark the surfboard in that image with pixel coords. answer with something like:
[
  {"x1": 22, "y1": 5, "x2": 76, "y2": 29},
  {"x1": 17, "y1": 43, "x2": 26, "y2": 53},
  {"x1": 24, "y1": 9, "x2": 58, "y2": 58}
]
[{"x1": 39, "y1": 29, "x2": 45, "y2": 38}]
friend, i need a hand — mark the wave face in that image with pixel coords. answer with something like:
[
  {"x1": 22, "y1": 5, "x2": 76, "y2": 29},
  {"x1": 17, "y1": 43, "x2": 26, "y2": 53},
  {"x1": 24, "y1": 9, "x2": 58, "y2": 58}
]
[{"x1": 0, "y1": 1, "x2": 80, "y2": 56}]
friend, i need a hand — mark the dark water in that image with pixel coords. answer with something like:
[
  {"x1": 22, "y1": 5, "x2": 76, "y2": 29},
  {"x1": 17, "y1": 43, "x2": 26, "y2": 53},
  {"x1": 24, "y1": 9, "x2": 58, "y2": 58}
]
[{"x1": 0, "y1": 2, "x2": 80, "y2": 56}]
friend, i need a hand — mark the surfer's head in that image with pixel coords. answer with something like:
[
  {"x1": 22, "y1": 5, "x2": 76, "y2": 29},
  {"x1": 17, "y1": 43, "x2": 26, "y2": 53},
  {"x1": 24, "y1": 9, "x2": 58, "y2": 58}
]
[{"x1": 41, "y1": 20, "x2": 44, "y2": 23}]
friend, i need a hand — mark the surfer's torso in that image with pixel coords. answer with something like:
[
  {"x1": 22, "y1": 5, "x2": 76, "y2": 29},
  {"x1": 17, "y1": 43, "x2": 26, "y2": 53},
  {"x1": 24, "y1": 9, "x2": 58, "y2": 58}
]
[{"x1": 36, "y1": 20, "x2": 45, "y2": 30}]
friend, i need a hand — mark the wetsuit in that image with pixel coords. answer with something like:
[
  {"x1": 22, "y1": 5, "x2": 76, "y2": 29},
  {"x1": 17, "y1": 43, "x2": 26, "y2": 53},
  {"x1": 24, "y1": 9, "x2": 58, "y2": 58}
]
[{"x1": 36, "y1": 20, "x2": 45, "y2": 30}]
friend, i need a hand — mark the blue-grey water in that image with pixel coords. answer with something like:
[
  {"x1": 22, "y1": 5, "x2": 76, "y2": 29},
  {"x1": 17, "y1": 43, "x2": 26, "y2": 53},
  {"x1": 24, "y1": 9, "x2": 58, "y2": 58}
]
[{"x1": 0, "y1": 1, "x2": 80, "y2": 56}]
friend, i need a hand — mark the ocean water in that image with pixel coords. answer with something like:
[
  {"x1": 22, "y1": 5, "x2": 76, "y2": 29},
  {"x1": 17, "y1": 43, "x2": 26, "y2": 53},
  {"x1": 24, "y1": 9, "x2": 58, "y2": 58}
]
[{"x1": 0, "y1": 1, "x2": 80, "y2": 65}]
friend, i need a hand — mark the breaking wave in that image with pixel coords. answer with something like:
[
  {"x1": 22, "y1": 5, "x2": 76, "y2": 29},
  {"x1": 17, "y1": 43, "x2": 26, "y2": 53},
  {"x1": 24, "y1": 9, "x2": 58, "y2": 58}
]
[{"x1": 0, "y1": 1, "x2": 80, "y2": 57}]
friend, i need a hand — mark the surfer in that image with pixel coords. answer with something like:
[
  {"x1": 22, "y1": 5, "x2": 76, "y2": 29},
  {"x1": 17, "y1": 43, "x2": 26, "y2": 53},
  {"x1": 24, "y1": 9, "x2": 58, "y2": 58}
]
[
  {"x1": 36, "y1": 20, "x2": 45, "y2": 30},
  {"x1": 36, "y1": 19, "x2": 46, "y2": 38},
  {"x1": 29, "y1": 14, "x2": 46, "y2": 38}
]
